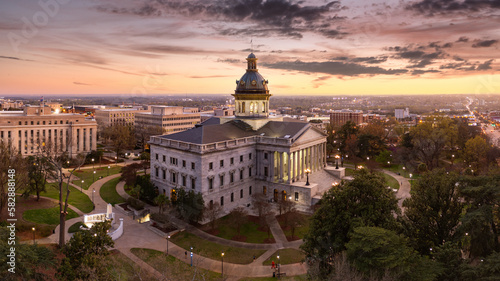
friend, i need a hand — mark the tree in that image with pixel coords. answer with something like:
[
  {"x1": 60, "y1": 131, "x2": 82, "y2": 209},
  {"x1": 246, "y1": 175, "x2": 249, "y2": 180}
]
[
  {"x1": 204, "y1": 201, "x2": 223, "y2": 231},
  {"x1": 276, "y1": 197, "x2": 294, "y2": 216},
  {"x1": 409, "y1": 122, "x2": 447, "y2": 170},
  {"x1": 119, "y1": 162, "x2": 142, "y2": 187},
  {"x1": 108, "y1": 125, "x2": 135, "y2": 158},
  {"x1": 228, "y1": 206, "x2": 248, "y2": 236},
  {"x1": 139, "y1": 152, "x2": 150, "y2": 174},
  {"x1": 173, "y1": 188, "x2": 204, "y2": 223},
  {"x1": 251, "y1": 193, "x2": 271, "y2": 219},
  {"x1": 463, "y1": 136, "x2": 489, "y2": 173},
  {"x1": 375, "y1": 150, "x2": 393, "y2": 167},
  {"x1": 135, "y1": 125, "x2": 163, "y2": 151},
  {"x1": 402, "y1": 170, "x2": 464, "y2": 255},
  {"x1": 153, "y1": 194, "x2": 170, "y2": 214},
  {"x1": 22, "y1": 155, "x2": 48, "y2": 201},
  {"x1": 286, "y1": 209, "x2": 306, "y2": 239},
  {"x1": 0, "y1": 142, "x2": 27, "y2": 217},
  {"x1": 301, "y1": 169, "x2": 399, "y2": 277},
  {"x1": 136, "y1": 175, "x2": 158, "y2": 204},
  {"x1": 58, "y1": 221, "x2": 114, "y2": 280},
  {"x1": 346, "y1": 226, "x2": 439, "y2": 281},
  {"x1": 337, "y1": 121, "x2": 359, "y2": 155}
]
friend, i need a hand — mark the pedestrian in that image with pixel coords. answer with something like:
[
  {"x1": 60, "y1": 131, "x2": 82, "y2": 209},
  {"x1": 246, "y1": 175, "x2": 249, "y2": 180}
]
[
  {"x1": 271, "y1": 260, "x2": 275, "y2": 269},
  {"x1": 185, "y1": 251, "x2": 187, "y2": 259},
  {"x1": 253, "y1": 255, "x2": 256, "y2": 261}
]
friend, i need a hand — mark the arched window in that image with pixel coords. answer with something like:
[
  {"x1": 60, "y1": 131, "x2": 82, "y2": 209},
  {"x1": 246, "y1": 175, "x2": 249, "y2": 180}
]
[
  {"x1": 262, "y1": 102, "x2": 266, "y2": 113},
  {"x1": 241, "y1": 102, "x2": 245, "y2": 113}
]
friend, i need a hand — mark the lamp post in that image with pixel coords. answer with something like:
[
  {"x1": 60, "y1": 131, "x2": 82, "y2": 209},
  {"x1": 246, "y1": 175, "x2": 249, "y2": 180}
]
[
  {"x1": 32, "y1": 227, "x2": 36, "y2": 245},
  {"x1": 115, "y1": 156, "x2": 117, "y2": 166},
  {"x1": 221, "y1": 252, "x2": 224, "y2": 277},
  {"x1": 166, "y1": 235, "x2": 170, "y2": 256},
  {"x1": 277, "y1": 255, "x2": 281, "y2": 279},
  {"x1": 92, "y1": 188, "x2": 95, "y2": 209},
  {"x1": 92, "y1": 158, "x2": 95, "y2": 169},
  {"x1": 305, "y1": 169, "x2": 311, "y2": 186},
  {"x1": 81, "y1": 180, "x2": 84, "y2": 192},
  {"x1": 451, "y1": 154, "x2": 455, "y2": 165},
  {"x1": 335, "y1": 155, "x2": 340, "y2": 169},
  {"x1": 93, "y1": 170, "x2": 96, "y2": 183},
  {"x1": 107, "y1": 165, "x2": 110, "y2": 176},
  {"x1": 190, "y1": 247, "x2": 193, "y2": 267}
]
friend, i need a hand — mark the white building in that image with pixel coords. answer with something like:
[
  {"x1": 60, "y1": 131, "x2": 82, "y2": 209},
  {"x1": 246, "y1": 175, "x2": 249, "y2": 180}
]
[
  {"x1": 135, "y1": 106, "x2": 201, "y2": 135},
  {"x1": 150, "y1": 54, "x2": 328, "y2": 215},
  {"x1": 395, "y1": 108, "x2": 410, "y2": 120}
]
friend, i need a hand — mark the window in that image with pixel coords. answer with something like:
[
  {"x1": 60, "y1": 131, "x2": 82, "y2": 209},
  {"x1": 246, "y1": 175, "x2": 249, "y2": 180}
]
[
  {"x1": 249, "y1": 168, "x2": 252, "y2": 177},
  {"x1": 295, "y1": 192, "x2": 299, "y2": 201},
  {"x1": 263, "y1": 186, "x2": 267, "y2": 195},
  {"x1": 240, "y1": 155, "x2": 243, "y2": 162},
  {"x1": 182, "y1": 160, "x2": 186, "y2": 168},
  {"x1": 240, "y1": 189, "x2": 243, "y2": 198},
  {"x1": 209, "y1": 200, "x2": 213, "y2": 210},
  {"x1": 155, "y1": 167, "x2": 159, "y2": 177},
  {"x1": 219, "y1": 175, "x2": 224, "y2": 187},
  {"x1": 170, "y1": 157, "x2": 178, "y2": 165},
  {"x1": 230, "y1": 157, "x2": 234, "y2": 165},
  {"x1": 249, "y1": 186, "x2": 252, "y2": 195},
  {"x1": 191, "y1": 162, "x2": 195, "y2": 170},
  {"x1": 209, "y1": 178, "x2": 213, "y2": 189},
  {"x1": 162, "y1": 169, "x2": 166, "y2": 180},
  {"x1": 240, "y1": 170, "x2": 244, "y2": 180},
  {"x1": 264, "y1": 153, "x2": 268, "y2": 160},
  {"x1": 230, "y1": 172, "x2": 234, "y2": 183},
  {"x1": 156, "y1": 154, "x2": 159, "y2": 160},
  {"x1": 182, "y1": 175, "x2": 186, "y2": 187},
  {"x1": 231, "y1": 192, "x2": 234, "y2": 202},
  {"x1": 221, "y1": 196, "x2": 224, "y2": 206},
  {"x1": 192, "y1": 178, "x2": 196, "y2": 189},
  {"x1": 209, "y1": 162, "x2": 213, "y2": 170},
  {"x1": 220, "y1": 160, "x2": 224, "y2": 168},
  {"x1": 171, "y1": 172, "x2": 177, "y2": 183},
  {"x1": 264, "y1": 167, "x2": 269, "y2": 177},
  {"x1": 249, "y1": 153, "x2": 252, "y2": 159},
  {"x1": 163, "y1": 155, "x2": 166, "y2": 162}
]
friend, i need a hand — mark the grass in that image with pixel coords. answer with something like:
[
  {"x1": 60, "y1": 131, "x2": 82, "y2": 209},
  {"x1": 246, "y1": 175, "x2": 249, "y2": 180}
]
[
  {"x1": 345, "y1": 168, "x2": 356, "y2": 176},
  {"x1": 68, "y1": 221, "x2": 85, "y2": 233},
  {"x1": 41, "y1": 182, "x2": 94, "y2": 213},
  {"x1": 108, "y1": 250, "x2": 156, "y2": 281},
  {"x1": 202, "y1": 215, "x2": 274, "y2": 243},
  {"x1": 239, "y1": 275, "x2": 308, "y2": 281},
  {"x1": 262, "y1": 248, "x2": 306, "y2": 266},
  {"x1": 23, "y1": 206, "x2": 78, "y2": 225},
  {"x1": 100, "y1": 177, "x2": 125, "y2": 206},
  {"x1": 170, "y1": 231, "x2": 267, "y2": 264},
  {"x1": 71, "y1": 166, "x2": 123, "y2": 189},
  {"x1": 381, "y1": 172, "x2": 400, "y2": 190},
  {"x1": 277, "y1": 213, "x2": 310, "y2": 241},
  {"x1": 131, "y1": 248, "x2": 222, "y2": 281}
]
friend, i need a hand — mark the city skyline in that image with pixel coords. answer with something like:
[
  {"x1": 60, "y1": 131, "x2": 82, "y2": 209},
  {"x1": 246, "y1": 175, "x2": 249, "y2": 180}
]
[{"x1": 1, "y1": 0, "x2": 499, "y2": 96}]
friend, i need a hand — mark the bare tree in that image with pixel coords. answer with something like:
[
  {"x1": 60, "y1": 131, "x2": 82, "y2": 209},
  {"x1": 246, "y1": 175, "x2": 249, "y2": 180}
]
[
  {"x1": 204, "y1": 201, "x2": 223, "y2": 231},
  {"x1": 251, "y1": 193, "x2": 271, "y2": 219},
  {"x1": 228, "y1": 206, "x2": 248, "y2": 236},
  {"x1": 0, "y1": 141, "x2": 28, "y2": 218}
]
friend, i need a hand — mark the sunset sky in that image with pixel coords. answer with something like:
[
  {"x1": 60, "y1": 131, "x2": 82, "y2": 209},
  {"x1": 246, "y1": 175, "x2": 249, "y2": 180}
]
[{"x1": 0, "y1": 0, "x2": 499, "y2": 96}]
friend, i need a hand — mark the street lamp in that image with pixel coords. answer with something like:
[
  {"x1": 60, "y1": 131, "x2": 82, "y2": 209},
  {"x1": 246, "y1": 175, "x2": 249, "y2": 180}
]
[
  {"x1": 81, "y1": 180, "x2": 84, "y2": 192},
  {"x1": 166, "y1": 235, "x2": 170, "y2": 256},
  {"x1": 93, "y1": 170, "x2": 96, "y2": 183},
  {"x1": 92, "y1": 188, "x2": 95, "y2": 209},
  {"x1": 190, "y1": 247, "x2": 193, "y2": 267},
  {"x1": 92, "y1": 158, "x2": 95, "y2": 169},
  {"x1": 451, "y1": 154, "x2": 455, "y2": 165},
  {"x1": 409, "y1": 173, "x2": 413, "y2": 179},
  {"x1": 107, "y1": 165, "x2": 110, "y2": 176},
  {"x1": 335, "y1": 155, "x2": 340, "y2": 169},
  {"x1": 305, "y1": 169, "x2": 311, "y2": 186},
  {"x1": 277, "y1": 255, "x2": 281, "y2": 279},
  {"x1": 115, "y1": 156, "x2": 117, "y2": 166},
  {"x1": 221, "y1": 252, "x2": 224, "y2": 277},
  {"x1": 32, "y1": 227, "x2": 36, "y2": 245}
]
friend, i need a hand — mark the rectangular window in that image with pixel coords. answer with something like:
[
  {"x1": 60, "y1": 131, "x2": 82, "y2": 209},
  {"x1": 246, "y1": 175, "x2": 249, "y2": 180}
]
[
  {"x1": 182, "y1": 160, "x2": 186, "y2": 168},
  {"x1": 295, "y1": 192, "x2": 299, "y2": 201},
  {"x1": 191, "y1": 162, "x2": 195, "y2": 170},
  {"x1": 264, "y1": 167, "x2": 269, "y2": 177},
  {"x1": 170, "y1": 157, "x2": 178, "y2": 165},
  {"x1": 209, "y1": 178, "x2": 213, "y2": 189},
  {"x1": 264, "y1": 153, "x2": 268, "y2": 160},
  {"x1": 230, "y1": 173, "x2": 234, "y2": 183},
  {"x1": 209, "y1": 162, "x2": 213, "y2": 170},
  {"x1": 192, "y1": 178, "x2": 195, "y2": 189},
  {"x1": 231, "y1": 192, "x2": 234, "y2": 202},
  {"x1": 220, "y1": 160, "x2": 224, "y2": 168},
  {"x1": 249, "y1": 186, "x2": 252, "y2": 195},
  {"x1": 172, "y1": 172, "x2": 177, "y2": 183},
  {"x1": 221, "y1": 196, "x2": 224, "y2": 206},
  {"x1": 240, "y1": 155, "x2": 243, "y2": 162},
  {"x1": 249, "y1": 168, "x2": 252, "y2": 177},
  {"x1": 263, "y1": 186, "x2": 267, "y2": 195},
  {"x1": 249, "y1": 153, "x2": 252, "y2": 159},
  {"x1": 156, "y1": 153, "x2": 158, "y2": 160},
  {"x1": 163, "y1": 155, "x2": 166, "y2": 162},
  {"x1": 155, "y1": 167, "x2": 159, "y2": 177},
  {"x1": 240, "y1": 170, "x2": 243, "y2": 180},
  {"x1": 162, "y1": 169, "x2": 166, "y2": 180},
  {"x1": 220, "y1": 175, "x2": 224, "y2": 187},
  {"x1": 230, "y1": 157, "x2": 234, "y2": 165},
  {"x1": 240, "y1": 189, "x2": 243, "y2": 198}
]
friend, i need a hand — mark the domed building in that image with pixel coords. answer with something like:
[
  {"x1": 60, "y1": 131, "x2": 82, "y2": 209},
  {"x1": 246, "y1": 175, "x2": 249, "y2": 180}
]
[{"x1": 150, "y1": 53, "x2": 331, "y2": 218}]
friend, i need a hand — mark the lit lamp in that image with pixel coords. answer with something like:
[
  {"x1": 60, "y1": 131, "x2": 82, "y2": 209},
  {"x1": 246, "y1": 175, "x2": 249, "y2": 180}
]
[
  {"x1": 221, "y1": 252, "x2": 224, "y2": 277},
  {"x1": 277, "y1": 255, "x2": 281, "y2": 279},
  {"x1": 107, "y1": 165, "x2": 110, "y2": 176},
  {"x1": 166, "y1": 235, "x2": 170, "y2": 256},
  {"x1": 190, "y1": 247, "x2": 193, "y2": 267},
  {"x1": 305, "y1": 169, "x2": 311, "y2": 186},
  {"x1": 92, "y1": 188, "x2": 95, "y2": 209},
  {"x1": 115, "y1": 156, "x2": 117, "y2": 166},
  {"x1": 32, "y1": 227, "x2": 36, "y2": 245},
  {"x1": 92, "y1": 158, "x2": 95, "y2": 169},
  {"x1": 335, "y1": 155, "x2": 340, "y2": 169},
  {"x1": 81, "y1": 180, "x2": 84, "y2": 192},
  {"x1": 93, "y1": 170, "x2": 96, "y2": 183}
]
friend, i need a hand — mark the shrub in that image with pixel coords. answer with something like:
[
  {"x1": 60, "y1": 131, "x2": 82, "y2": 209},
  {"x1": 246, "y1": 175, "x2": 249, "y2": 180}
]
[
  {"x1": 126, "y1": 197, "x2": 145, "y2": 210},
  {"x1": 150, "y1": 213, "x2": 170, "y2": 224}
]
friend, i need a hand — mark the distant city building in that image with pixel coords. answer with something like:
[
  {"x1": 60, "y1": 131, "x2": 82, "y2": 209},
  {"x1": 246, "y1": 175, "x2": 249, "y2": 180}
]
[
  {"x1": 150, "y1": 53, "x2": 328, "y2": 216},
  {"x1": 0, "y1": 106, "x2": 97, "y2": 157},
  {"x1": 395, "y1": 108, "x2": 410, "y2": 120},
  {"x1": 94, "y1": 108, "x2": 149, "y2": 127},
  {"x1": 134, "y1": 106, "x2": 201, "y2": 135},
  {"x1": 0, "y1": 99, "x2": 24, "y2": 110},
  {"x1": 214, "y1": 108, "x2": 235, "y2": 117},
  {"x1": 330, "y1": 110, "x2": 363, "y2": 126}
]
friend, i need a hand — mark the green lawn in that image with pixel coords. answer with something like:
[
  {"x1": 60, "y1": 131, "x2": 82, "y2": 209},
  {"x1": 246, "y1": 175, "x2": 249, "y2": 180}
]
[
  {"x1": 202, "y1": 215, "x2": 274, "y2": 243},
  {"x1": 381, "y1": 173, "x2": 400, "y2": 190},
  {"x1": 131, "y1": 248, "x2": 222, "y2": 281},
  {"x1": 262, "y1": 248, "x2": 305, "y2": 266},
  {"x1": 277, "y1": 213, "x2": 310, "y2": 241},
  {"x1": 100, "y1": 177, "x2": 125, "y2": 206},
  {"x1": 170, "y1": 231, "x2": 267, "y2": 264},
  {"x1": 345, "y1": 168, "x2": 356, "y2": 176},
  {"x1": 23, "y1": 206, "x2": 79, "y2": 225},
  {"x1": 68, "y1": 221, "x2": 85, "y2": 233},
  {"x1": 108, "y1": 250, "x2": 156, "y2": 281},
  {"x1": 71, "y1": 166, "x2": 123, "y2": 189},
  {"x1": 41, "y1": 182, "x2": 94, "y2": 213}
]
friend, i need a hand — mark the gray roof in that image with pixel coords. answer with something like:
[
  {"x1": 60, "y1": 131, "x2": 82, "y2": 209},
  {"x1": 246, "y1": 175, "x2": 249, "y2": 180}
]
[{"x1": 159, "y1": 120, "x2": 310, "y2": 144}]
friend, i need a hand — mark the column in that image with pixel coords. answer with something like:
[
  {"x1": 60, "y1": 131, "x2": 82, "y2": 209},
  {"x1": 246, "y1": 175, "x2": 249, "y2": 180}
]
[
  {"x1": 270, "y1": 151, "x2": 275, "y2": 181},
  {"x1": 323, "y1": 143, "x2": 327, "y2": 167},
  {"x1": 301, "y1": 149, "x2": 305, "y2": 179},
  {"x1": 62, "y1": 128, "x2": 66, "y2": 152},
  {"x1": 287, "y1": 152, "x2": 291, "y2": 184},
  {"x1": 279, "y1": 152, "x2": 284, "y2": 182}
]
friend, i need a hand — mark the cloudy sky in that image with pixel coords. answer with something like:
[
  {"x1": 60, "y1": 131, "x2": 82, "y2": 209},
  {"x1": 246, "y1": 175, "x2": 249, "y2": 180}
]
[{"x1": 0, "y1": 0, "x2": 499, "y2": 96}]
